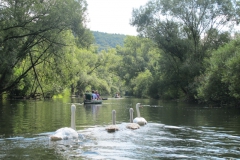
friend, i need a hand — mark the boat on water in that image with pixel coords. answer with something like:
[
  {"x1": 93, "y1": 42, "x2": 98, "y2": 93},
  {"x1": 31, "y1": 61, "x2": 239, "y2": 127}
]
[{"x1": 84, "y1": 99, "x2": 103, "y2": 104}]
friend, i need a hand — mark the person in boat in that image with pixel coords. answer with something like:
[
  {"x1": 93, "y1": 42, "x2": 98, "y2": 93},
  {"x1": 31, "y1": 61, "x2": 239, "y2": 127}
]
[
  {"x1": 92, "y1": 90, "x2": 98, "y2": 100},
  {"x1": 95, "y1": 90, "x2": 101, "y2": 100},
  {"x1": 115, "y1": 93, "x2": 120, "y2": 98},
  {"x1": 84, "y1": 91, "x2": 92, "y2": 100}
]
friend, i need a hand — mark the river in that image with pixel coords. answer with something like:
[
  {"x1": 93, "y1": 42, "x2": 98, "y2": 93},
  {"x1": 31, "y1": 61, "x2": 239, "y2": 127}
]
[{"x1": 0, "y1": 97, "x2": 240, "y2": 159}]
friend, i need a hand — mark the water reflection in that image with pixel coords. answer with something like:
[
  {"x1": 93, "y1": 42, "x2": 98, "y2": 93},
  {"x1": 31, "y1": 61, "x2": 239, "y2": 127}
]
[
  {"x1": 0, "y1": 98, "x2": 240, "y2": 159},
  {"x1": 83, "y1": 104, "x2": 102, "y2": 118}
]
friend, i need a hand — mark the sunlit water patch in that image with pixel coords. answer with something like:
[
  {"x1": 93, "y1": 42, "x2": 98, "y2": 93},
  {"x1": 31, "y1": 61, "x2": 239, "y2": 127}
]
[
  {"x1": 0, "y1": 123, "x2": 240, "y2": 159},
  {"x1": 45, "y1": 123, "x2": 239, "y2": 159}
]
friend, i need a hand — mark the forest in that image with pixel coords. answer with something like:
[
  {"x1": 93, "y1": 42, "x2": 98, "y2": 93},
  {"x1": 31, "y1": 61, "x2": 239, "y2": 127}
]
[
  {"x1": 92, "y1": 31, "x2": 126, "y2": 51},
  {"x1": 1, "y1": 0, "x2": 240, "y2": 107}
]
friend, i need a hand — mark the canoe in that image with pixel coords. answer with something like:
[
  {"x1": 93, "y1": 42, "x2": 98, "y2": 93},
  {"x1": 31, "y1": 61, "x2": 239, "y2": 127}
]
[{"x1": 84, "y1": 100, "x2": 103, "y2": 104}]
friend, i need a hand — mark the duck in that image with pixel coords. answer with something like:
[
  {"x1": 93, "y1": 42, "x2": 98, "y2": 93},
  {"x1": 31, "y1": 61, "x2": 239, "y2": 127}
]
[
  {"x1": 133, "y1": 103, "x2": 147, "y2": 125},
  {"x1": 50, "y1": 104, "x2": 78, "y2": 141},
  {"x1": 106, "y1": 110, "x2": 119, "y2": 132},
  {"x1": 126, "y1": 108, "x2": 140, "y2": 129}
]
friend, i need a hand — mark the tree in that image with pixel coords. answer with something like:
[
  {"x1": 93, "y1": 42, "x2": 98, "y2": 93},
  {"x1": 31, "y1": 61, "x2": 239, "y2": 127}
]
[
  {"x1": 69, "y1": 46, "x2": 123, "y2": 97},
  {"x1": 116, "y1": 36, "x2": 160, "y2": 97},
  {"x1": 132, "y1": 69, "x2": 153, "y2": 98},
  {"x1": 197, "y1": 38, "x2": 240, "y2": 106},
  {"x1": 131, "y1": 0, "x2": 237, "y2": 100},
  {"x1": 0, "y1": 0, "x2": 91, "y2": 96},
  {"x1": 92, "y1": 31, "x2": 126, "y2": 51}
]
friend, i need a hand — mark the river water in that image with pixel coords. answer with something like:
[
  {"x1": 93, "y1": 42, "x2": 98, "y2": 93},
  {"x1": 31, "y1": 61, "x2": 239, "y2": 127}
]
[{"x1": 0, "y1": 97, "x2": 240, "y2": 159}]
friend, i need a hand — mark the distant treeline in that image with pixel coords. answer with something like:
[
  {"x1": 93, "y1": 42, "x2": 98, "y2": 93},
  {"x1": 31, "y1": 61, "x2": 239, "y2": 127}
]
[{"x1": 92, "y1": 31, "x2": 126, "y2": 51}]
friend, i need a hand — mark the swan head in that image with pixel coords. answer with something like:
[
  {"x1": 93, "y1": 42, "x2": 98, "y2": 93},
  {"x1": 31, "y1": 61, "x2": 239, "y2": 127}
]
[
  {"x1": 136, "y1": 103, "x2": 142, "y2": 108},
  {"x1": 71, "y1": 104, "x2": 76, "y2": 112},
  {"x1": 136, "y1": 103, "x2": 143, "y2": 110}
]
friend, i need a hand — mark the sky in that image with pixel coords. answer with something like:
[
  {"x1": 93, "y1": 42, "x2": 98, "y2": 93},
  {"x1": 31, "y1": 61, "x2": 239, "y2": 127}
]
[{"x1": 86, "y1": 0, "x2": 149, "y2": 36}]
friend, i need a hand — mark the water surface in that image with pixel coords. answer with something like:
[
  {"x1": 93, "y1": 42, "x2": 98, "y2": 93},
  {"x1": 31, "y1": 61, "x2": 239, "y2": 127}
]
[{"x1": 0, "y1": 97, "x2": 240, "y2": 159}]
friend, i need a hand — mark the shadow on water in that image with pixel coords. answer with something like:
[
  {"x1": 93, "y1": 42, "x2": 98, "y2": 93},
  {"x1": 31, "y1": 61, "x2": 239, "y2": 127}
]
[{"x1": 0, "y1": 97, "x2": 240, "y2": 159}]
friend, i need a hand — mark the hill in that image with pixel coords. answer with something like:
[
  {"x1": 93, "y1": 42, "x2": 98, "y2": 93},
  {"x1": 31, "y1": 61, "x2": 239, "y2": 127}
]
[{"x1": 92, "y1": 31, "x2": 126, "y2": 51}]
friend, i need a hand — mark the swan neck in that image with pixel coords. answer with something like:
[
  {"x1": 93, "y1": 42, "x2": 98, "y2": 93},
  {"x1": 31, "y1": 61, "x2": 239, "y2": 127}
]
[
  {"x1": 136, "y1": 104, "x2": 141, "y2": 117},
  {"x1": 129, "y1": 108, "x2": 133, "y2": 123},
  {"x1": 71, "y1": 105, "x2": 76, "y2": 130},
  {"x1": 71, "y1": 104, "x2": 76, "y2": 112},
  {"x1": 112, "y1": 110, "x2": 116, "y2": 125}
]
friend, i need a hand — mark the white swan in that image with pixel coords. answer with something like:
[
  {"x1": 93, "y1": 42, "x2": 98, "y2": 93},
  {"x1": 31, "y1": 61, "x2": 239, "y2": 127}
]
[
  {"x1": 50, "y1": 104, "x2": 78, "y2": 141},
  {"x1": 126, "y1": 108, "x2": 140, "y2": 129},
  {"x1": 50, "y1": 127, "x2": 78, "y2": 141},
  {"x1": 133, "y1": 103, "x2": 147, "y2": 125},
  {"x1": 106, "y1": 110, "x2": 119, "y2": 132},
  {"x1": 71, "y1": 104, "x2": 76, "y2": 130}
]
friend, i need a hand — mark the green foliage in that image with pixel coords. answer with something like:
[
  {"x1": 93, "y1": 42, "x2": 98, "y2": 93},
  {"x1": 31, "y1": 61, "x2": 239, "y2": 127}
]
[
  {"x1": 130, "y1": 0, "x2": 236, "y2": 101},
  {"x1": 9, "y1": 30, "x2": 77, "y2": 98},
  {"x1": 197, "y1": 39, "x2": 240, "y2": 106},
  {"x1": 116, "y1": 36, "x2": 161, "y2": 96},
  {"x1": 204, "y1": 29, "x2": 231, "y2": 51},
  {"x1": 69, "y1": 46, "x2": 123, "y2": 96},
  {"x1": 0, "y1": 0, "x2": 91, "y2": 97},
  {"x1": 132, "y1": 69, "x2": 153, "y2": 98},
  {"x1": 92, "y1": 31, "x2": 126, "y2": 51}
]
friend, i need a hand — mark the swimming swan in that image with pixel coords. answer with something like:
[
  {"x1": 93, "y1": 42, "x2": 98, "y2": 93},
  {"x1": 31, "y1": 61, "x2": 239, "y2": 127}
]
[
  {"x1": 50, "y1": 127, "x2": 78, "y2": 141},
  {"x1": 126, "y1": 108, "x2": 140, "y2": 129},
  {"x1": 133, "y1": 103, "x2": 147, "y2": 125},
  {"x1": 71, "y1": 104, "x2": 76, "y2": 130},
  {"x1": 106, "y1": 110, "x2": 119, "y2": 132},
  {"x1": 50, "y1": 104, "x2": 78, "y2": 141}
]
